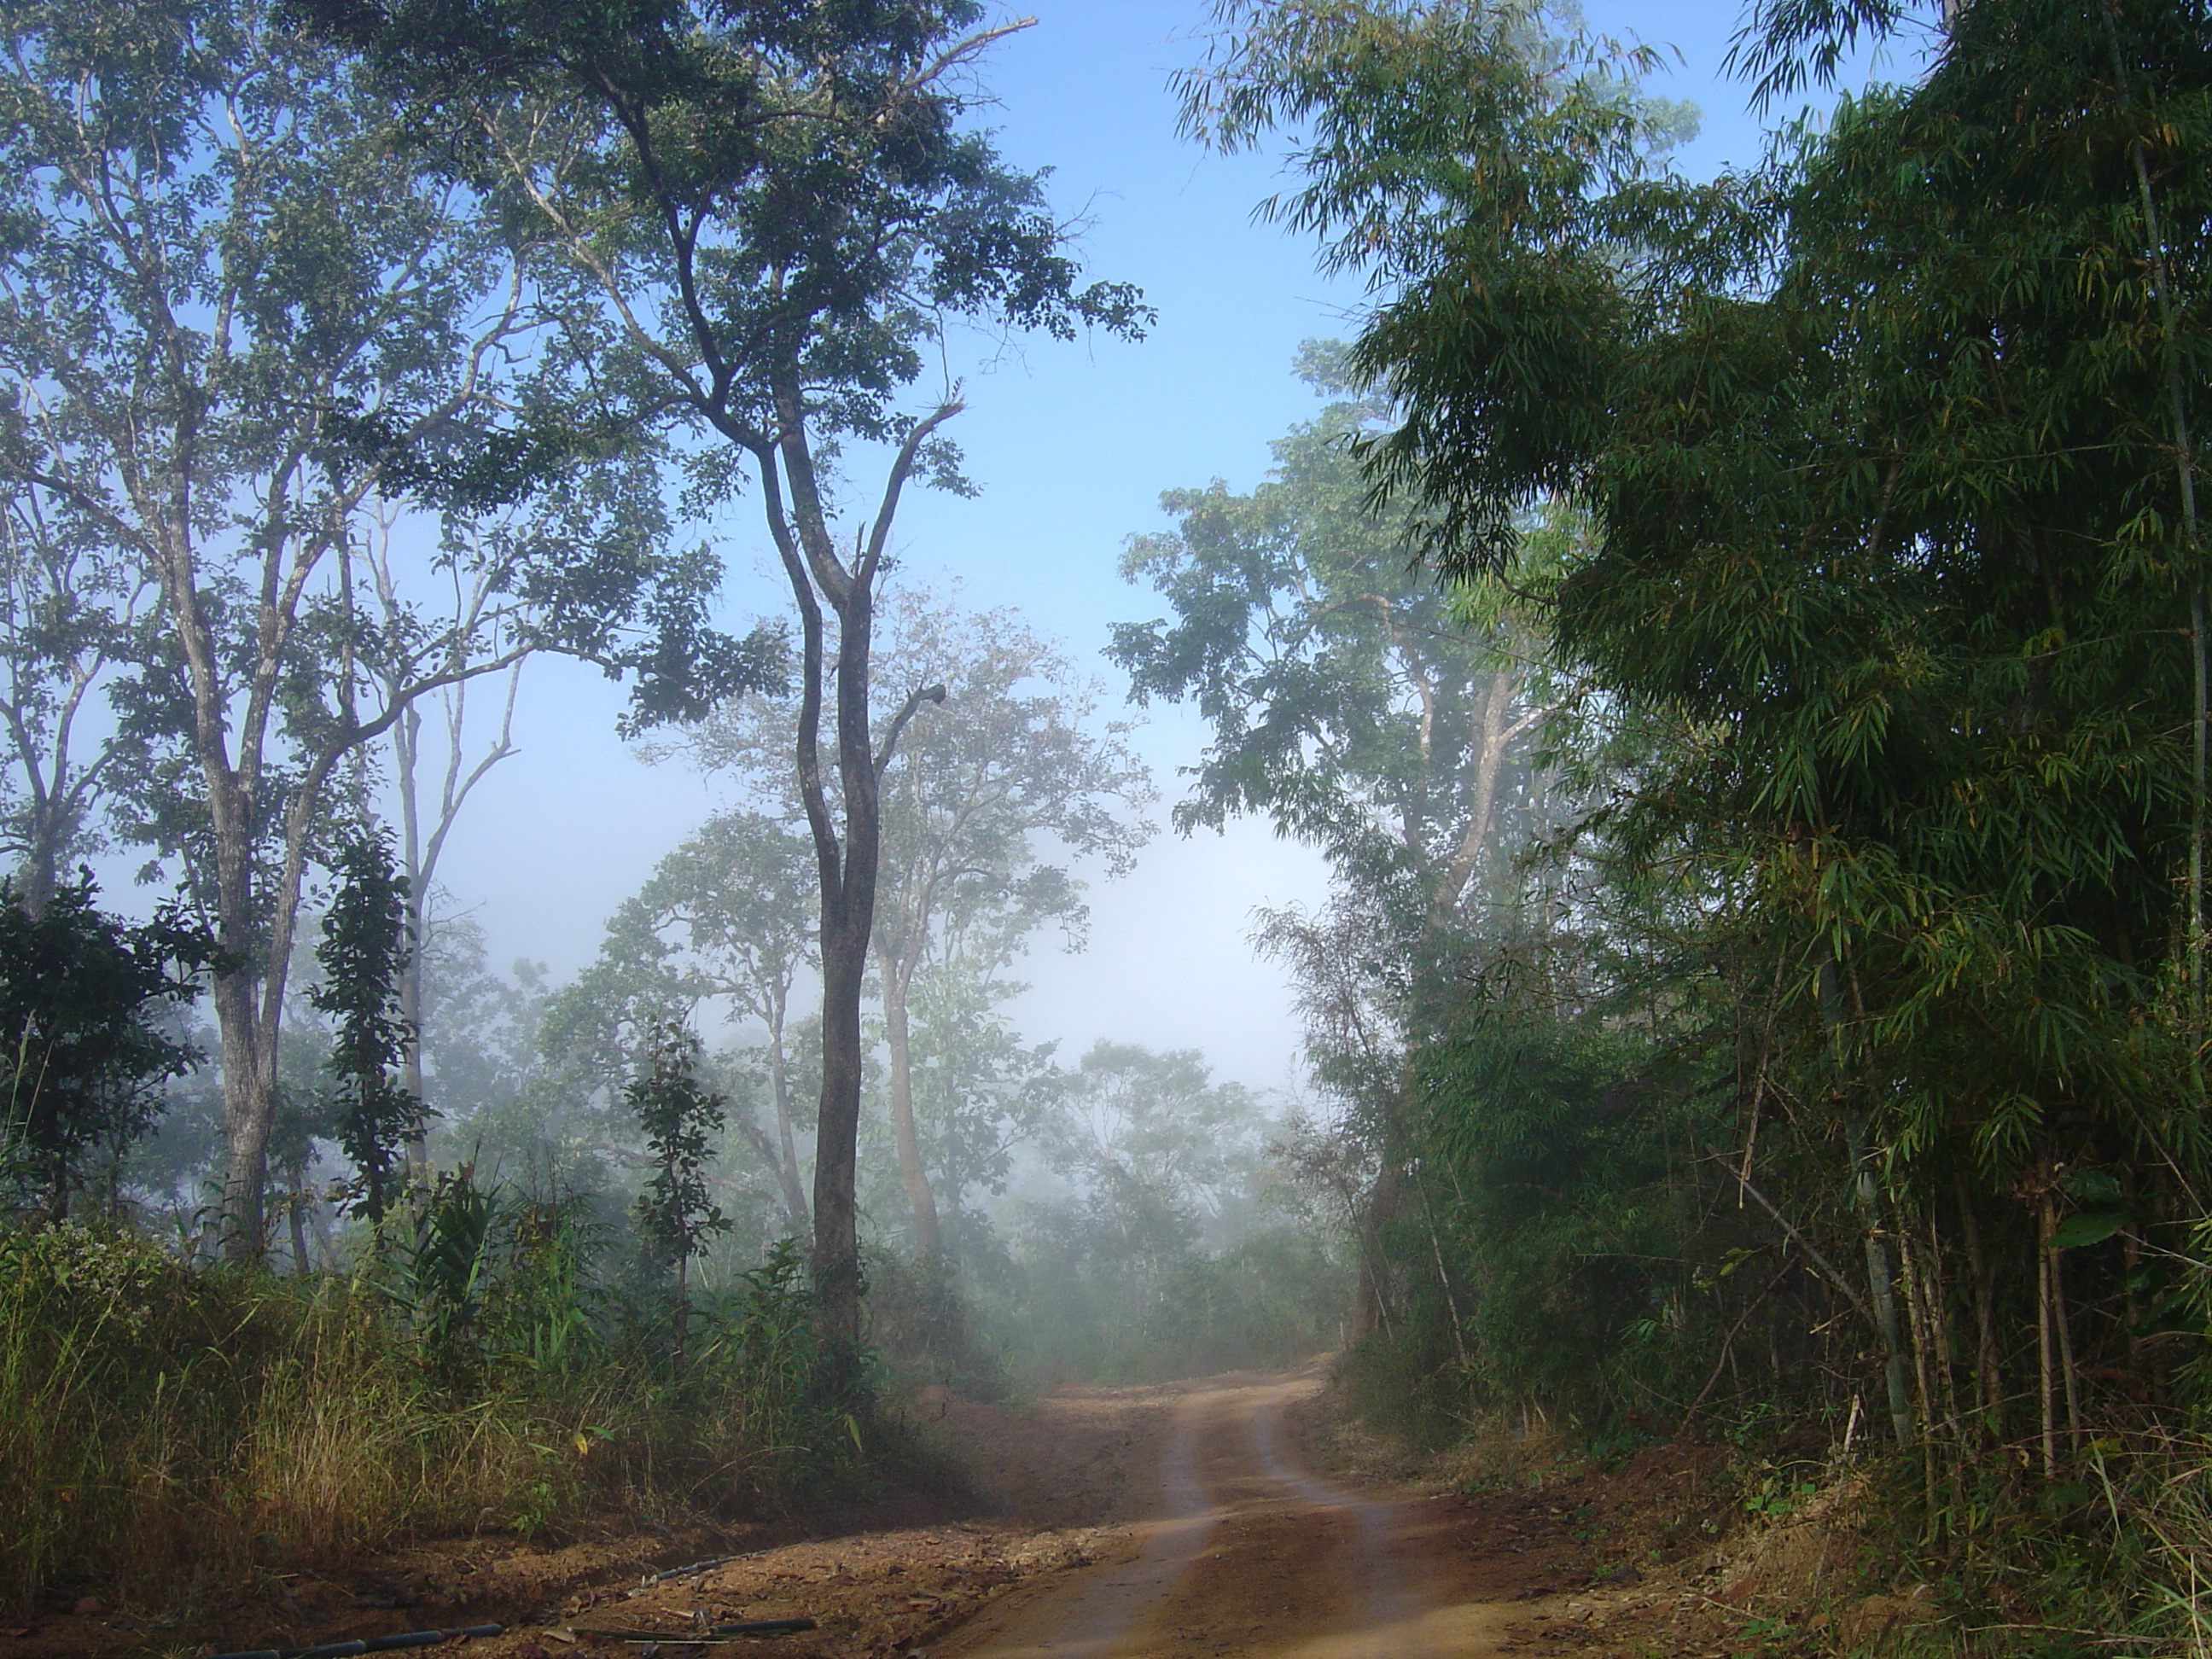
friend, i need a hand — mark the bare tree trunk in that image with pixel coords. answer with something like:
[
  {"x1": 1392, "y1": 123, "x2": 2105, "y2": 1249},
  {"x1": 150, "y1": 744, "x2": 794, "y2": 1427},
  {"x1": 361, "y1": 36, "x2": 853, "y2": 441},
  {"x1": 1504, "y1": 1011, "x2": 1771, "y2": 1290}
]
[
  {"x1": 1928, "y1": 1208, "x2": 1963, "y2": 1445},
  {"x1": 373, "y1": 509, "x2": 527, "y2": 1187},
  {"x1": 1848, "y1": 1112, "x2": 1915, "y2": 1454},
  {"x1": 215, "y1": 946, "x2": 276, "y2": 1257},
  {"x1": 19, "y1": 811, "x2": 67, "y2": 919},
  {"x1": 1896, "y1": 1210, "x2": 1936, "y2": 1435},
  {"x1": 1350, "y1": 1156, "x2": 1403, "y2": 1342},
  {"x1": 218, "y1": 1055, "x2": 276, "y2": 1252},
  {"x1": 2053, "y1": 1223, "x2": 2084, "y2": 1451},
  {"x1": 212, "y1": 742, "x2": 343, "y2": 1259},
  {"x1": 1412, "y1": 1158, "x2": 1468, "y2": 1368},
  {"x1": 392, "y1": 690, "x2": 431, "y2": 1185},
  {"x1": 813, "y1": 882, "x2": 872, "y2": 1386},
  {"x1": 764, "y1": 1004, "x2": 810, "y2": 1232},
  {"x1": 1821, "y1": 948, "x2": 1912, "y2": 1453},
  {"x1": 752, "y1": 387, "x2": 956, "y2": 1396},
  {"x1": 288, "y1": 1185, "x2": 312, "y2": 1276},
  {"x1": 880, "y1": 957, "x2": 942, "y2": 1261}
]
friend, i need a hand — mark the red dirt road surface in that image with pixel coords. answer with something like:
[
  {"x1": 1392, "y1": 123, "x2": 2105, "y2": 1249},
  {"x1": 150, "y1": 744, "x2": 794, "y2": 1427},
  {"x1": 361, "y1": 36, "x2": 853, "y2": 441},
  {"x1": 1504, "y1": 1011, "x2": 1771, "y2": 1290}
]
[
  {"x1": 13, "y1": 1367, "x2": 1772, "y2": 1659},
  {"x1": 936, "y1": 1371, "x2": 1522, "y2": 1659}
]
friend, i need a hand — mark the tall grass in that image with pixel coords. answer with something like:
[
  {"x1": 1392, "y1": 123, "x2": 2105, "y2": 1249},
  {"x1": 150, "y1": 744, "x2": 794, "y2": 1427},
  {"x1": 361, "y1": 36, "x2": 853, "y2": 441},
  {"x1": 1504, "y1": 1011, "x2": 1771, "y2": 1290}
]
[{"x1": 0, "y1": 1222, "x2": 850, "y2": 1615}]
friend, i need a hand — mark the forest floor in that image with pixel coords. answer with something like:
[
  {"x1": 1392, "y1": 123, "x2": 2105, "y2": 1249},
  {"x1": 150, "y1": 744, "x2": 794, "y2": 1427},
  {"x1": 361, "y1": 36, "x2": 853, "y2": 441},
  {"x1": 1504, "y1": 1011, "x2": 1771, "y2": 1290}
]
[{"x1": 7, "y1": 1366, "x2": 1925, "y2": 1659}]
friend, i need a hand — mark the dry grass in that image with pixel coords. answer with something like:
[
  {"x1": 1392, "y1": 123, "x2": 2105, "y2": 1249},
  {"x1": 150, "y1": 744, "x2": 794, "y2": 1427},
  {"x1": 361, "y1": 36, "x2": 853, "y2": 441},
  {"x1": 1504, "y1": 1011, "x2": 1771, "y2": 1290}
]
[{"x1": 0, "y1": 1225, "x2": 844, "y2": 1616}]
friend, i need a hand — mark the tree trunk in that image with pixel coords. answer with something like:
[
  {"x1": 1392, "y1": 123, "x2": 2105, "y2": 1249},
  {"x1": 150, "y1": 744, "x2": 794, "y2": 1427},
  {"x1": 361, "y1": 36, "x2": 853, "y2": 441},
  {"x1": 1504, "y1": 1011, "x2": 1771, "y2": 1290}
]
[
  {"x1": 396, "y1": 702, "x2": 430, "y2": 1183},
  {"x1": 2052, "y1": 1216, "x2": 2084, "y2": 1451},
  {"x1": 1846, "y1": 1111, "x2": 1915, "y2": 1453},
  {"x1": 808, "y1": 564, "x2": 888, "y2": 1395},
  {"x1": 212, "y1": 756, "x2": 335, "y2": 1259},
  {"x1": 19, "y1": 809, "x2": 65, "y2": 919},
  {"x1": 2038, "y1": 1193, "x2": 2058, "y2": 1477},
  {"x1": 755, "y1": 393, "x2": 957, "y2": 1397},
  {"x1": 1350, "y1": 1155, "x2": 1403, "y2": 1342},
  {"x1": 1817, "y1": 950, "x2": 1912, "y2": 1453},
  {"x1": 288, "y1": 1185, "x2": 313, "y2": 1276},
  {"x1": 812, "y1": 893, "x2": 870, "y2": 1390},
  {"x1": 1926, "y1": 1208, "x2": 1962, "y2": 1446},
  {"x1": 765, "y1": 1009, "x2": 810, "y2": 1233},
  {"x1": 216, "y1": 972, "x2": 276, "y2": 1260},
  {"x1": 399, "y1": 904, "x2": 428, "y2": 1182},
  {"x1": 880, "y1": 957, "x2": 942, "y2": 1261}
]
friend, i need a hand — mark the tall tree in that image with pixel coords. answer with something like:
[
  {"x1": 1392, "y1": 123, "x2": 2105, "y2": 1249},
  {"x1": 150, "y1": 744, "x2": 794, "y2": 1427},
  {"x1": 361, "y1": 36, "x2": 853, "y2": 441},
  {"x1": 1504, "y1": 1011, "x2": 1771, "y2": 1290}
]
[
  {"x1": 0, "y1": 0, "x2": 776, "y2": 1257},
  {"x1": 1113, "y1": 344, "x2": 1561, "y2": 1330},
  {"x1": 304, "y1": 0, "x2": 1150, "y2": 1382},
  {"x1": 690, "y1": 594, "x2": 1153, "y2": 1260},
  {"x1": 361, "y1": 498, "x2": 521, "y2": 1179},
  {"x1": 1185, "y1": 0, "x2": 2212, "y2": 1457}
]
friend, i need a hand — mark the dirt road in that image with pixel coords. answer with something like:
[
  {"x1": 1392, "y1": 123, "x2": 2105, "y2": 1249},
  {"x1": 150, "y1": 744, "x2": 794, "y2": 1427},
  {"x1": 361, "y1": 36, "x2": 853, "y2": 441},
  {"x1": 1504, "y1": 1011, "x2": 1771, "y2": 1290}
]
[
  {"x1": 936, "y1": 1372, "x2": 1516, "y2": 1659},
  {"x1": 19, "y1": 1367, "x2": 1746, "y2": 1659}
]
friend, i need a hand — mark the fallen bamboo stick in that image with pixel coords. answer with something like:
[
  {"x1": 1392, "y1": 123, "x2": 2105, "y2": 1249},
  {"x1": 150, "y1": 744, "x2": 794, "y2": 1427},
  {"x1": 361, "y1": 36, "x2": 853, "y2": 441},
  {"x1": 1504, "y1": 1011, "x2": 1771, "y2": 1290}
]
[
  {"x1": 570, "y1": 1622, "x2": 817, "y2": 1642},
  {"x1": 205, "y1": 1622, "x2": 504, "y2": 1659}
]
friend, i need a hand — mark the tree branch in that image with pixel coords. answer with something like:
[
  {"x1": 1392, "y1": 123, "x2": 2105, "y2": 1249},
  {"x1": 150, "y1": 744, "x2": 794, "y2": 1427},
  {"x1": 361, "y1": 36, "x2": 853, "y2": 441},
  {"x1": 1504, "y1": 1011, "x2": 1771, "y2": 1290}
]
[{"x1": 874, "y1": 682, "x2": 947, "y2": 778}]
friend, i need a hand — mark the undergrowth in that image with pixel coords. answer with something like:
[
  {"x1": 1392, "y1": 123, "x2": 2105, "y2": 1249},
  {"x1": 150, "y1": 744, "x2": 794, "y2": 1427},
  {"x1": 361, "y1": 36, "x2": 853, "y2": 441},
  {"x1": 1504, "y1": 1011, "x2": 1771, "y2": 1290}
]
[
  {"x1": 1854, "y1": 1433, "x2": 2212, "y2": 1658},
  {"x1": 0, "y1": 1217, "x2": 861, "y2": 1617}
]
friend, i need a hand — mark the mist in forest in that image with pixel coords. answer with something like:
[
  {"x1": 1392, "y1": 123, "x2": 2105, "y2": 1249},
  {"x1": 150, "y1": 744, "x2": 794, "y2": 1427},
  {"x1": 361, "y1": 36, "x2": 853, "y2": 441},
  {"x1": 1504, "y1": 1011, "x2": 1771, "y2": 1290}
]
[
  {"x1": 0, "y1": 0, "x2": 1772, "y2": 1380},
  {"x1": 20, "y1": 3, "x2": 2212, "y2": 1655}
]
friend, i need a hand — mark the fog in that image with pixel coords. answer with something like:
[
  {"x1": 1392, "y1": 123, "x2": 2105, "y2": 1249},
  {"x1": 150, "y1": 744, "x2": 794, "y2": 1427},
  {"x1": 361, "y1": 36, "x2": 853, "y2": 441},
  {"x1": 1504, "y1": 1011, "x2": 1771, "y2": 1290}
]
[
  {"x1": 15, "y1": 0, "x2": 2078, "y2": 1629},
  {"x1": 415, "y1": 0, "x2": 1807, "y2": 1098}
]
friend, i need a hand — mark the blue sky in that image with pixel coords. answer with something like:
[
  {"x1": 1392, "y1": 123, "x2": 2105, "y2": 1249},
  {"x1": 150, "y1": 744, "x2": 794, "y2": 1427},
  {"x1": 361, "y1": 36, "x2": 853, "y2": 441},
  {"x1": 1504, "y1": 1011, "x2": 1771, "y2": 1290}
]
[{"x1": 433, "y1": 0, "x2": 1906, "y2": 1095}]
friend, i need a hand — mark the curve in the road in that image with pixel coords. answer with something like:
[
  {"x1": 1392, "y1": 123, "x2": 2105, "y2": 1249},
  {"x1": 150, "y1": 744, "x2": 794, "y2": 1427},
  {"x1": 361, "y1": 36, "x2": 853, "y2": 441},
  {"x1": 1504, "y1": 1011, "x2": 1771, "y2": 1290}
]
[
  {"x1": 947, "y1": 1386, "x2": 1225, "y2": 1659},
  {"x1": 1246, "y1": 1382, "x2": 1427, "y2": 1657},
  {"x1": 943, "y1": 1373, "x2": 1514, "y2": 1659}
]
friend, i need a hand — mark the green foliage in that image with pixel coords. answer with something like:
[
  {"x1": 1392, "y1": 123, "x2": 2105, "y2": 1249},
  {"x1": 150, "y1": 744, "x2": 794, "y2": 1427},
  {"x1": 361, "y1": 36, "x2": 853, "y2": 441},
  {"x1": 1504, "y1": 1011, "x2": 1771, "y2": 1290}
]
[
  {"x1": 539, "y1": 808, "x2": 818, "y2": 1234},
  {"x1": 1409, "y1": 1006, "x2": 1720, "y2": 1421},
  {"x1": 1183, "y1": 0, "x2": 2212, "y2": 1647},
  {"x1": 393, "y1": 1167, "x2": 501, "y2": 1377},
  {"x1": 625, "y1": 1021, "x2": 732, "y2": 1353},
  {"x1": 0, "y1": 0, "x2": 787, "y2": 1254},
  {"x1": 299, "y1": 0, "x2": 1150, "y2": 1373},
  {"x1": 311, "y1": 830, "x2": 416, "y2": 1224},
  {"x1": 0, "y1": 1206, "x2": 859, "y2": 1615},
  {"x1": 0, "y1": 876, "x2": 213, "y2": 1220},
  {"x1": 1180, "y1": 0, "x2": 1691, "y2": 573},
  {"x1": 1115, "y1": 342, "x2": 1531, "y2": 859},
  {"x1": 0, "y1": 474, "x2": 155, "y2": 911}
]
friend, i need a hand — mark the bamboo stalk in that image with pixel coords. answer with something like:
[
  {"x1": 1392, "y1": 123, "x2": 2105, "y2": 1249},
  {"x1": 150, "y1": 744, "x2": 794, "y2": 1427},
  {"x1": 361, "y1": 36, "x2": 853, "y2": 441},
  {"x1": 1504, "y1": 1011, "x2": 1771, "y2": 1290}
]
[
  {"x1": 1895, "y1": 1215, "x2": 1940, "y2": 1512},
  {"x1": 1957, "y1": 1169, "x2": 2002, "y2": 1441},
  {"x1": 2053, "y1": 1221, "x2": 2085, "y2": 1451},
  {"x1": 2039, "y1": 1191, "x2": 2058, "y2": 1478},
  {"x1": 1929, "y1": 1206, "x2": 1963, "y2": 1447}
]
